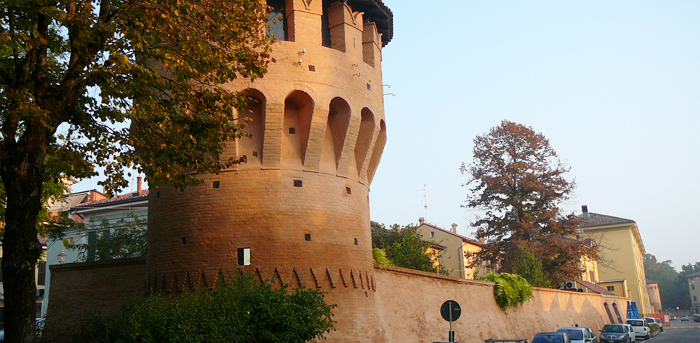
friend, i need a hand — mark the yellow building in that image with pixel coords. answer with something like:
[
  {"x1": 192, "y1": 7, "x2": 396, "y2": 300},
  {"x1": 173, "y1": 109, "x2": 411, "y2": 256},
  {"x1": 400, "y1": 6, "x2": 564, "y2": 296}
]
[
  {"x1": 598, "y1": 279, "x2": 630, "y2": 298},
  {"x1": 416, "y1": 221, "x2": 487, "y2": 279},
  {"x1": 579, "y1": 206, "x2": 652, "y2": 315}
]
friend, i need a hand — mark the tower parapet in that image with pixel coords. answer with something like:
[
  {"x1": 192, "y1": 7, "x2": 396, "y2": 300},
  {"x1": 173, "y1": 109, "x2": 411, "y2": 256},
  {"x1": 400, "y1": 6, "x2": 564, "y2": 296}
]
[{"x1": 146, "y1": 1, "x2": 392, "y2": 341}]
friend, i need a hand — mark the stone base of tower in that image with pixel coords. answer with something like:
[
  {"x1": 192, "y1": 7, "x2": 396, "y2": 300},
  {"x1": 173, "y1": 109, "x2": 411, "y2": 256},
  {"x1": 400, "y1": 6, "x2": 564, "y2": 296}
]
[{"x1": 46, "y1": 260, "x2": 630, "y2": 343}]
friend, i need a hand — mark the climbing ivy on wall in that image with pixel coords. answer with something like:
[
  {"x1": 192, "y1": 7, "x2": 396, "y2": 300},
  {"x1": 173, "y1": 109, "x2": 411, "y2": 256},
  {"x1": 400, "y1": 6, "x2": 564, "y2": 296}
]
[{"x1": 484, "y1": 273, "x2": 534, "y2": 310}]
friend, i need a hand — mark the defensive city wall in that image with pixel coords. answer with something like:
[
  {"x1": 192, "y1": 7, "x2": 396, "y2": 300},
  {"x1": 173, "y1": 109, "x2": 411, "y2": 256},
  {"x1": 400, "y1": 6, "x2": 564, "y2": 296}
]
[
  {"x1": 46, "y1": 1, "x2": 630, "y2": 341},
  {"x1": 49, "y1": 260, "x2": 629, "y2": 342}
]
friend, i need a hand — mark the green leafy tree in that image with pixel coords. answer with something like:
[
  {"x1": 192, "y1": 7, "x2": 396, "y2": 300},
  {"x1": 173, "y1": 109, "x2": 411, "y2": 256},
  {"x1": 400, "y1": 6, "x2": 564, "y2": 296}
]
[
  {"x1": 0, "y1": 0, "x2": 271, "y2": 340},
  {"x1": 461, "y1": 120, "x2": 596, "y2": 285},
  {"x1": 66, "y1": 213, "x2": 147, "y2": 261},
  {"x1": 371, "y1": 222, "x2": 445, "y2": 274},
  {"x1": 41, "y1": 272, "x2": 335, "y2": 343},
  {"x1": 514, "y1": 247, "x2": 550, "y2": 287}
]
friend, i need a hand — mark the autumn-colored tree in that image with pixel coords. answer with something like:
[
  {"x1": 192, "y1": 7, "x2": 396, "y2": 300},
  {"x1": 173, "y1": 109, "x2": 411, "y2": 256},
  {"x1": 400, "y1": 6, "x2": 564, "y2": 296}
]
[
  {"x1": 461, "y1": 120, "x2": 595, "y2": 285},
  {"x1": 0, "y1": 0, "x2": 271, "y2": 341}
]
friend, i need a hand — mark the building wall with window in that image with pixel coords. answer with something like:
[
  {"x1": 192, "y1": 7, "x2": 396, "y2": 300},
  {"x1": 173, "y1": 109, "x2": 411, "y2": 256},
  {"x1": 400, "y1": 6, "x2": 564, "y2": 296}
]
[
  {"x1": 688, "y1": 271, "x2": 700, "y2": 311},
  {"x1": 42, "y1": 188, "x2": 148, "y2": 317},
  {"x1": 646, "y1": 279, "x2": 662, "y2": 313},
  {"x1": 416, "y1": 222, "x2": 487, "y2": 279},
  {"x1": 598, "y1": 280, "x2": 630, "y2": 298},
  {"x1": 579, "y1": 210, "x2": 652, "y2": 315}
]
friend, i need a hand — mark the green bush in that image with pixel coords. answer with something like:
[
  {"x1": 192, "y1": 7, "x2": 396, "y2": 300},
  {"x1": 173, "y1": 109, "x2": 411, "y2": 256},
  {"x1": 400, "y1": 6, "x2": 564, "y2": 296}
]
[
  {"x1": 484, "y1": 273, "x2": 533, "y2": 309},
  {"x1": 372, "y1": 248, "x2": 392, "y2": 265},
  {"x1": 42, "y1": 272, "x2": 335, "y2": 343}
]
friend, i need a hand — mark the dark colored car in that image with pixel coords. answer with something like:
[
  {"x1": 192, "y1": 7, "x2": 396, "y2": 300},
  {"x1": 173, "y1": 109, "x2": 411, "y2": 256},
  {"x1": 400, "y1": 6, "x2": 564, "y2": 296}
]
[
  {"x1": 533, "y1": 332, "x2": 572, "y2": 343},
  {"x1": 599, "y1": 324, "x2": 631, "y2": 343}
]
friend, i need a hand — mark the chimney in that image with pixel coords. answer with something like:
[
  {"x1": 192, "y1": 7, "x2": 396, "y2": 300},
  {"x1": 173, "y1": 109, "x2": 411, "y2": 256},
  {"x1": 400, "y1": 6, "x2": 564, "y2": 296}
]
[
  {"x1": 582, "y1": 205, "x2": 589, "y2": 220},
  {"x1": 450, "y1": 223, "x2": 458, "y2": 233},
  {"x1": 418, "y1": 217, "x2": 425, "y2": 225},
  {"x1": 137, "y1": 176, "x2": 143, "y2": 193}
]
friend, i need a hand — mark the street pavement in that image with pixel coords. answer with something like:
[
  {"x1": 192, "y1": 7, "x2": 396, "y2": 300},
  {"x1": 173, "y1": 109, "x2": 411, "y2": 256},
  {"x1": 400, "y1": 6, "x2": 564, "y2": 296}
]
[{"x1": 645, "y1": 321, "x2": 700, "y2": 343}]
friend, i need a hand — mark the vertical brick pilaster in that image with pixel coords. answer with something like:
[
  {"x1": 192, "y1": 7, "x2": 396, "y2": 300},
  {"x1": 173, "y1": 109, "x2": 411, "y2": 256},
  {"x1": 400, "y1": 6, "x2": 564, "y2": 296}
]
[{"x1": 263, "y1": 102, "x2": 284, "y2": 168}]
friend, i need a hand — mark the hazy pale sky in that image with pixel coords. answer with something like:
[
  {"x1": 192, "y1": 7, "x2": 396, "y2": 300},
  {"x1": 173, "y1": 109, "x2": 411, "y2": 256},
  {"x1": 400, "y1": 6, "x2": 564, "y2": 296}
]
[
  {"x1": 369, "y1": 1, "x2": 700, "y2": 270},
  {"x1": 72, "y1": 1, "x2": 700, "y2": 271}
]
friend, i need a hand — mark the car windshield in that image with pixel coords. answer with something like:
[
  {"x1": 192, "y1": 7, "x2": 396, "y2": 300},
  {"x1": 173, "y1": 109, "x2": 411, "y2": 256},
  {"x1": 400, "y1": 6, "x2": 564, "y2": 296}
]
[
  {"x1": 628, "y1": 320, "x2": 644, "y2": 326},
  {"x1": 602, "y1": 325, "x2": 624, "y2": 333},
  {"x1": 558, "y1": 329, "x2": 583, "y2": 340}
]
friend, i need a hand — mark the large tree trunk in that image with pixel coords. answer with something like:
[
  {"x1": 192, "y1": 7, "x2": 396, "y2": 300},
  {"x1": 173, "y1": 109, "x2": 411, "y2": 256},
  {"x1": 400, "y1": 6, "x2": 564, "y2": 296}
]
[{"x1": 1, "y1": 150, "x2": 45, "y2": 343}]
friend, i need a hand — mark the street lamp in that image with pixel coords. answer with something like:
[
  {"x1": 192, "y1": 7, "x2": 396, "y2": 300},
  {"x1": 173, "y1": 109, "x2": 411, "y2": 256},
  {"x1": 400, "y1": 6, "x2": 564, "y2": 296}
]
[{"x1": 57, "y1": 250, "x2": 67, "y2": 264}]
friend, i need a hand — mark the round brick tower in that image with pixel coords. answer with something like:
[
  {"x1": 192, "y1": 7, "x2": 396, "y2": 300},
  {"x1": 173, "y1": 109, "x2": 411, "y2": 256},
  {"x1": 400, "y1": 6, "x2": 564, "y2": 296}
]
[{"x1": 145, "y1": 1, "x2": 392, "y2": 341}]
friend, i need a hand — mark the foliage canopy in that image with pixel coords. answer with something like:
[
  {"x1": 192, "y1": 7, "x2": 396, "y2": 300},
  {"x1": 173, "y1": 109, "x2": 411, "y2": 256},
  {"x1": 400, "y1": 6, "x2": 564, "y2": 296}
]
[
  {"x1": 643, "y1": 253, "x2": 699, "y2": 310},
  {"x1": 1, "y1": 0, "x2": 271, "y2": 341},
  {"x1": 461, "y1": 120, "x2": 596, "y2": 284}
]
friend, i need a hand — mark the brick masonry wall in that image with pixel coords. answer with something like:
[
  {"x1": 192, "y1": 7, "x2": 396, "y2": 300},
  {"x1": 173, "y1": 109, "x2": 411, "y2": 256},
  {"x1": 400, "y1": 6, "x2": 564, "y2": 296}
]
[
  {"x1": 374, "y1": 265, "x2": 630, "y2": 343},
  {"x1": 45, "y1": 257, "x2": 145, "y2": 326},
  {"x1": 46, "y1": 259, "x2": 630, "y2": 343}
]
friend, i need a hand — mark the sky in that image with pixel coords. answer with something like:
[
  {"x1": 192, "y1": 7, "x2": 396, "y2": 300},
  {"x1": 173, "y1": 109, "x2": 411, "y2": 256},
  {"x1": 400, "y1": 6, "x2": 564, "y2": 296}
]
[
  {"x1": 368, "y1": 1, "x2": 700, "y2": 270},
  {"x1": 73, "y1": 1, "x2": 700, "y2": 271}
]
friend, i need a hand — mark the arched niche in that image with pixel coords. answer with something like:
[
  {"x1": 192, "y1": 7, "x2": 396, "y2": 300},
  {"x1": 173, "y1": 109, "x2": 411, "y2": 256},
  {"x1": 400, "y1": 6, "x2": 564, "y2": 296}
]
[
  {"x1": 283, "y1": 90, "x2": 314, "y2": 168},
  {"x1": 366, "y1": 119, "x2": 386, "y2": 184},
  {"x1": 237, "y1": 89, "x2": 266, "y2": 168},
  {"x1": 320, "y1": 97, "x2": 351, "y2": 173},
  {"x1": 353, "y1": 108, "x2": 375, "y2": 177}
]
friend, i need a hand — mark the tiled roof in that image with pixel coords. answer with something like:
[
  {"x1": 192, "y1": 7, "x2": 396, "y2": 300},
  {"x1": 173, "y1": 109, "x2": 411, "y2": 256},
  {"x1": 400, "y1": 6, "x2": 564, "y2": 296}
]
[
  {"x1": 74, "y1": 190, "x2": 149, "y2": 208},
  {"x1": 419, "y1": 223, "x2": 484, "y2": 247},
  {"x1": 686, "y1": 270, "x2": 700, "y2": 278},
  {"x1": 575, "y1": 278, "x2": 617, "y2": 296},
  {"x1": 578, "y1": 212, "x2": 635, "y2": 228}
]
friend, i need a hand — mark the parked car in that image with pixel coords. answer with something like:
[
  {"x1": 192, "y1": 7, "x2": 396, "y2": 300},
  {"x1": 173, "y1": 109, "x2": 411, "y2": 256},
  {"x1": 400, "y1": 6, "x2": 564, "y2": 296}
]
[
  {"x1": 599, "y1": 324, "x2": 632, "y2": 343},
  {"x1": 556, "y1": 327, "x2": 598, "y2": 343},
  {"x1": 627, "y1": 319, "x2": 651, "y2": 340},
  {"x1": 533, "y1": 332, "x2": 572, "y2": 343},
  {"x1": 681, "y1": 315, "x2": 690, "y2": 321},
  {"x1": 651, "y1": 317, "x2": 664, "y2": 332},
  {"x1": 622, "y1": 324, "x2": 636, "y2": 343},
  {"x1": 0, "y1": 318, "x2": 44, "y2": 343}
]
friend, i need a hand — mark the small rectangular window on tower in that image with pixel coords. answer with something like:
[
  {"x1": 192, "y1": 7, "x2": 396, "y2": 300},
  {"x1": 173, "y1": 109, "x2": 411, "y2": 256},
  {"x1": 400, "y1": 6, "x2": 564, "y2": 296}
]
[
  {"x1": 237, "y1": 248, "x2": 251, "y2": 266},
  {"x1": 346, "y1": 187, "x2": 351, "y2": 194},
  {"x1": 354, "y1": 238, "x2": 358, "y2": 245},
  {"x1": 305, "y1": 234, "x2": 311, "y2": 241},
  {"x1": 294, "y1": 180, "x2": 303, "y2": 187},
  {"x1": 212, "y1": 181, "x2": 220, "y2": 188},
  {"x1": 430, "y1": 232, "x2": 435, "y2": 238},
  {"x1": 289, "y1": 127, "x2": 296, "y2": 134}
]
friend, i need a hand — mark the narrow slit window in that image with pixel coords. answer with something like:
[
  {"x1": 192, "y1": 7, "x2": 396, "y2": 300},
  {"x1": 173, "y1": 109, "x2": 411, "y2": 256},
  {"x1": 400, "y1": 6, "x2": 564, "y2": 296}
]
[{"x1": 237, "y1": 248, "x2": 251, "y2": 266}]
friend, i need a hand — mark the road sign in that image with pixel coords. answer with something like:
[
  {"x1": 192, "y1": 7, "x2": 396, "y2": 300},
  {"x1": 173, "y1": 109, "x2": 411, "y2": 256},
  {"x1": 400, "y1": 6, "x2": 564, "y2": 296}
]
[{"x1": 440, "y1": 300, "x2": 461, "y2": 322}]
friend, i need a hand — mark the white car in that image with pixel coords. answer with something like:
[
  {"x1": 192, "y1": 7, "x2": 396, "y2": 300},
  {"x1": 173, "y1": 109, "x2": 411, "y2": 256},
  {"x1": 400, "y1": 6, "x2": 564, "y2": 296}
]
[
  {"x1": 627, "y1": 319, "x2": 651, "y2": 340},
  {"x1": 556, "y1": 327, "x2": 599, "y2": 343},
  {"x1": 622, "y1": 324, "x2": 636, "y2": 343}
]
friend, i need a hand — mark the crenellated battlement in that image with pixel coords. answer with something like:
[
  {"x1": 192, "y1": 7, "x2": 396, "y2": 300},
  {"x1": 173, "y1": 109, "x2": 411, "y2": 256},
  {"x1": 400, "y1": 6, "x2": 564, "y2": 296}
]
[{"x1": 145, "y1": 1, "x2": 393, "y2": 341}]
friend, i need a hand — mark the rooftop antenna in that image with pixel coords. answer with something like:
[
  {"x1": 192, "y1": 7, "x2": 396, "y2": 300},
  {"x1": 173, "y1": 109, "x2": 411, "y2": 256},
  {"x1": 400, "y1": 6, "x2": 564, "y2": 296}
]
[{"x1": 419, "y1": 184, "x2": 428, "y2": 221}]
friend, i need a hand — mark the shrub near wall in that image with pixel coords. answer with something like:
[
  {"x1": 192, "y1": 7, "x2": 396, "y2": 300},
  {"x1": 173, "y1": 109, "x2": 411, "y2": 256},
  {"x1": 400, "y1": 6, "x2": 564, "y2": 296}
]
[
  {"x1": 42, "y1": 272, "x2": 335, "y2": 343},
  {"x1": 483, "y1": 273, "x2": 534, "y2": 309}
]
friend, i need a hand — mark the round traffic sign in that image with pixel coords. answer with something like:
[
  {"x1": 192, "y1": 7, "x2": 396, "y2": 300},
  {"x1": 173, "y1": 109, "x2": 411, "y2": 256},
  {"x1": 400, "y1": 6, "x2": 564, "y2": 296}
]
[{"x1": 440, "y1": 300, "x2": 461, "y2": 322}]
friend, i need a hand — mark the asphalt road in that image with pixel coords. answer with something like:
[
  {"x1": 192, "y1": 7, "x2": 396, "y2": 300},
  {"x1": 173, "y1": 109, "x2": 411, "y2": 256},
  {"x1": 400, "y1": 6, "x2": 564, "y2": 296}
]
[{"x1": 645, "y1": 321, "x2": 700, "y2": 343}]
